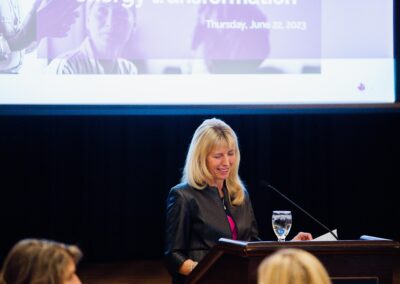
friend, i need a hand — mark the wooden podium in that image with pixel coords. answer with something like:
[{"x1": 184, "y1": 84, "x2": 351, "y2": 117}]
[{"x1": 186, "y1": 238, "x2": 400, "y2": 284}]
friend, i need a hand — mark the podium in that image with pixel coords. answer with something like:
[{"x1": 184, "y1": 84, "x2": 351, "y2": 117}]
[{"x1": 186, "y1": 238, "x2": 400, "y2": 284}]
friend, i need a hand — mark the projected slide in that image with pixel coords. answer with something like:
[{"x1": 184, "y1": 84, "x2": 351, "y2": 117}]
[{"x1": 0, "y1": 0, "x2": 395, "y2": 105}]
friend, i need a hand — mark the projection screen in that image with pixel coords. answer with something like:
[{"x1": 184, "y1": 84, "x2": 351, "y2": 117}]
[{"x1": 0, "y1": 0, "x2": 396, "y2": 108}]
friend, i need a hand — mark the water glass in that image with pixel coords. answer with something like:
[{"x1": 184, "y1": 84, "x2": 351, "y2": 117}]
[{"x1": 272, "y1": 210, "x2": 292, "y2": 241}]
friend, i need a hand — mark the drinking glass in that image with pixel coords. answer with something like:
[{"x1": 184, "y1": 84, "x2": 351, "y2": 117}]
[{"x1": 272, "y1": 210, "x2": 292, "y2": 242}]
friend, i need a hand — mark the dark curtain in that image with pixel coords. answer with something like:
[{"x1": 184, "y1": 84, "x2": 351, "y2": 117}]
[{"x1": 0, "y1": 113, "x2": 399, "y2": 261}]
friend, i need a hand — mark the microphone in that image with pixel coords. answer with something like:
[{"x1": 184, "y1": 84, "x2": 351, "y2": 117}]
[{"x1": 260, "y1": 180, "x2": 338, "y2": 240}]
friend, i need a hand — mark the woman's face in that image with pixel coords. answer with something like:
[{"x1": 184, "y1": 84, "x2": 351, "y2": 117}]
[
  {"x1": 206, "y1": 144, "x2": 236, "y2": 187},
  {"x1": 63, "y1": 258, "x2": 81, "y2": 284}
]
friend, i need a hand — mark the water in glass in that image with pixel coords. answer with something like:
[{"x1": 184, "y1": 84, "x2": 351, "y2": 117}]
[{"x1": 272, "y1": 210, "x2": 292, "y2": 241}]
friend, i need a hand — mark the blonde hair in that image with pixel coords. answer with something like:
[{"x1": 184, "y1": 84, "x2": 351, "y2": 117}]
[
  {"x1": 181, "y1": 118, "x2": 245, "y2": 205},
  {"x1": 258, "y1": 249, "x2": 331, "y2": 284},
  {"x1": 0, "y1": 239, "x2": 82, "y2": 284}
]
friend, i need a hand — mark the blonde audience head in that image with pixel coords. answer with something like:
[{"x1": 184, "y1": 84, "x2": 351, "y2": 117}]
[
  {"x1": 258, "y1": 248, "x2": 331, "y2": 284},
  {"x1": 0, "y1": 239, "x2": 82, "y2": 284}
]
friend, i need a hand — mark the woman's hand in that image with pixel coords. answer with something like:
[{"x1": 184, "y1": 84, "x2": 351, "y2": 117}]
[
  {"x1": 292, "y1": 232, "x2": 313, "y2": 241},
  {"x1": 178, "y1": 259, "x2": 198, "y2": 276}
]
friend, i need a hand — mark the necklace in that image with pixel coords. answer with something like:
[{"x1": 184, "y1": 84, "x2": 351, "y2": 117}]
[{"x1": 221, "y1": 197, "x2": 227, "y2": 210}]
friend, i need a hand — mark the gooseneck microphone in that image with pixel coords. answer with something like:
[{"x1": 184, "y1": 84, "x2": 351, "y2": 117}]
[{"x1": 260, "y1": 180, "x2": 338, "y2": 240}]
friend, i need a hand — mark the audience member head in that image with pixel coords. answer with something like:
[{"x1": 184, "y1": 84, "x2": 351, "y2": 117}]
[
  {"x1": 182, "y1": 118, "x2": 245, "y2": 205},
  {"x1": 258, "y1": 248, "x2": 331, "y2": 284},
  {"x1": 0, "y1": 239, "x2": 82, "y2": 284}
]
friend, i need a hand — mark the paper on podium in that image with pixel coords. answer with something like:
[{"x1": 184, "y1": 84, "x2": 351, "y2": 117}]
[{"x1": 313, "y1": 229, "x2": 338, "y2": 241}]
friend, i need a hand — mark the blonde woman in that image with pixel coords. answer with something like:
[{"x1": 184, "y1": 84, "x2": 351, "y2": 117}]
[
  {"x1": 258, "y1": 249, "x2": 331, "y2": 284},
  {"x1": 0, "y1": 239, "x2": 82, "y2": 284},
  {"x1": 165, "y1": 118, "x2": 312, "y2": 284}
]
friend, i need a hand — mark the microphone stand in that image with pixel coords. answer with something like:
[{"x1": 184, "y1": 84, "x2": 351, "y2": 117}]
[{"x1": 261, "y1": 180, "x2": 338, "y2": 240}]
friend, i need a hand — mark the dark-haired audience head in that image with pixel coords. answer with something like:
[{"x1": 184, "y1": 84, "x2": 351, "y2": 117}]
[
  {"x1": 0, "y1": 239, "x2": 82, "y2": 284},
  {"x1": 258, "y1": 248, "x2": 331, "y2": 284}
]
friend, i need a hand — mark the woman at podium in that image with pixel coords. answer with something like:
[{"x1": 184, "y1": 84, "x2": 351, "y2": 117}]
[{"x1": 164, "y1": 118, "x2": 311, "y2": 284}]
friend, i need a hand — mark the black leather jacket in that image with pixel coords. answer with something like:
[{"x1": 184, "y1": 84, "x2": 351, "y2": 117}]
[{"x1": 164, "y1": 183, "x2": 260, "y2": 284}]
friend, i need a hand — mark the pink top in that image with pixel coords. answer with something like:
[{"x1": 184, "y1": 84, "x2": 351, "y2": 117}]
[
  {"x1": 221, "y1": 193, "x2": 238, "y2": 240},
  {"x1": 227, "y1": 214, "x2": 238, "y2": 240}
]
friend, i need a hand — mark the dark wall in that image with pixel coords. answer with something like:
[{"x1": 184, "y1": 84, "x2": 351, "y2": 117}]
[{"x1": 1, "y1": 113, "x2": 399, "y2": 262}]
